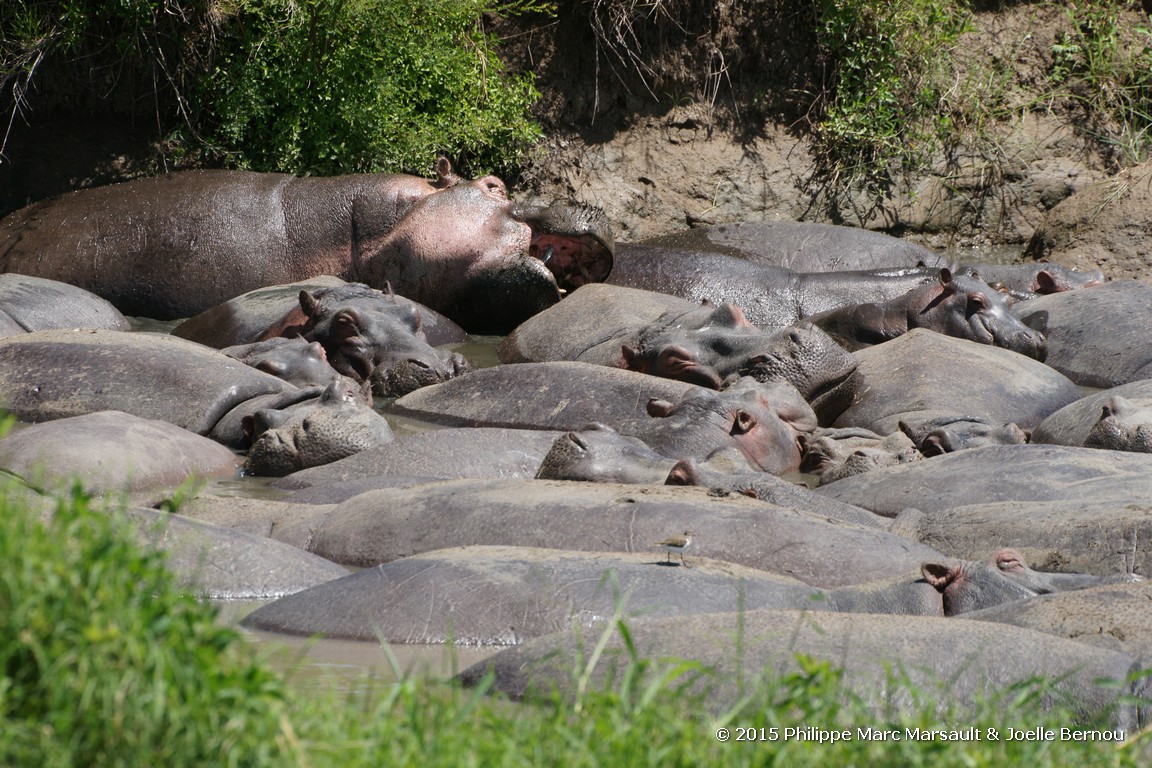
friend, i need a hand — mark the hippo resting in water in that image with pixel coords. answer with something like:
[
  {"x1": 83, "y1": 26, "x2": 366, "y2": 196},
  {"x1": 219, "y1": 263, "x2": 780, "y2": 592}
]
[
  {"x1": 806, "y1": 268, "x2": 1047, "y2": 360},
  {"x1": 0, "y1": 159, "x2": 614, "y2": 333}
]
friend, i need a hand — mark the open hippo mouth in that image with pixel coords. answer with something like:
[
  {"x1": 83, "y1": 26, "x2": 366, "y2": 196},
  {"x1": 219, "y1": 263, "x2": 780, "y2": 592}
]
[{"x1": 519, "y1": 203, "x2": 615, "y2": 293}]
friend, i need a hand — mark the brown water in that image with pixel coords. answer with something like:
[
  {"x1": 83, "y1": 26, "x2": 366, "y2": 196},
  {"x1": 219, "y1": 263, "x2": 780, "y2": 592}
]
[{"x1": 214, "y1": 600, "x2": 502, "y2": 693}]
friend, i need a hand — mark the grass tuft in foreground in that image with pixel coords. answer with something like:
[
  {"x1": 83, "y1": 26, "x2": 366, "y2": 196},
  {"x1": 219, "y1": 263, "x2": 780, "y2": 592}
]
[{"x1": 0, "y1": 475, "x2": 1148, "y2": 766}]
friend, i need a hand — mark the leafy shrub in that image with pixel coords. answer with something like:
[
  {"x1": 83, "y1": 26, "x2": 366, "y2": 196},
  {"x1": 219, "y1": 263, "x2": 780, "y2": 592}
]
[
  {"x1": 203, "y1": 0, "x2": 545, "y2": 176},
  {"x1": 1050, "y1": 0, "x2": 1152, "y2": 165},
  {"x1": 812, "y1": 0, "x2": 975, "y2": 195},
  {"x1": 0, "y1": 483, "x2": 292, "y2": 767}
]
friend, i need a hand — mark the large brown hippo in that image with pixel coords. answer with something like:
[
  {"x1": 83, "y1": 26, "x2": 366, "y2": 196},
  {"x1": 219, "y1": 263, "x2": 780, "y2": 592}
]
[{"x1": 0, "y1": 161, "x2": 614, "y2": 332}]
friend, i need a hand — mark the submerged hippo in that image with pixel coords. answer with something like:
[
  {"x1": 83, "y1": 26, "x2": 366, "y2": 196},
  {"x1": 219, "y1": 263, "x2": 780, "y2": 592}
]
[
  {"x1": 0, "y1": 160, "x2": 614, "y2": 332},
  {"x1": 807, "y1": 268, "x2": 1047, "y2": 360},
  {"x1": 0, "y1": 273, "x2": 130, "y2": 334}
]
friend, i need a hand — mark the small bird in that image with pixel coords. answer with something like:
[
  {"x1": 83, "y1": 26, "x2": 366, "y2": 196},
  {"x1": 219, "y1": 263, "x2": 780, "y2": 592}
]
[{"x1": 653, "y1": 530, "x2": 694, "y2": 566}]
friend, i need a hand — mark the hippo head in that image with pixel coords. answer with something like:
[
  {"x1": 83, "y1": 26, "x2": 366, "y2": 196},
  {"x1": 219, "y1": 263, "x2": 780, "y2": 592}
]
[
  {"x1": 739, "y1": 323, "x2": 861, "y2": 427},
  {"x1": 921, "y1": 548, "x2": 1142, "y2": 616},
  {"x1": 359, "y1": 178, "x2": 614, "y2": 334},
  {"x1": 242, "y1": 379, "x2": 395, "y2": 476},
  {"x1": 222, "y1": 336, "x2": 356, "y2": 391},
  {"x1": 921, "y1": 270, "x2": 1048, "y2": 361},
  {"x1": 620, "y1": 303, "x2": 760, "y2": 389},
  {"x1": 1083, "y1": 396, "x2": 1152, "y2": 452},
  {"x1": 897, "y1": 415, "x2": 1029, "y2": 457},
  {"x1": 296, "y1": 287, "x2": 471, "y2": 398},
  {"x1": 636, "y1": 377, "x2": 816, "y2": 474},
  {"x1": 535, "y1": 424, "x2": 677, "y2": 484}
]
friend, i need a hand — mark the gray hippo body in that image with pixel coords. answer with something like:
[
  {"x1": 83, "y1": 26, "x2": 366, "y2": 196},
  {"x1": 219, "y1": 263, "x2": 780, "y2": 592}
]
[
  {"x1": 831, "y1": 329, "x2": 1081, "y2": 434},
  {"x1": 457, "y1": 609, "x2": 1150, "y2": 729},
  {"x1": 240, "y1": 545, "x2": 951, "y2": 645},
  {"x1": 0, "y1": 273, "x2": 130, "y2": 333},
  {"x1": 0, "y1": 411, "x2": 240, "y2": 493},
  {"x1": 1033, "y1": 379, "x2": 1152, "y2": 452},
  {"x1": 301, "y1": 477, "x2": 947, "y2": 587},
  {"x1": 0, "y1": 330, "x2": 391, "y2": 472},
  {"x1": 391, "y1": 365, "x2": 814, "y2": 473},
  {"x1": 608, "y1": 243, "x2": 941, "y2": 328},
  {"x1": 0, "y1": 163, "x2": 613, "y2": 332},
  {"x1": 173, "y1": 277, "x2": 469, "y2": 349},
  {"x1": 1014, "y1": 280, "x2": 1152, "y2": 388}
]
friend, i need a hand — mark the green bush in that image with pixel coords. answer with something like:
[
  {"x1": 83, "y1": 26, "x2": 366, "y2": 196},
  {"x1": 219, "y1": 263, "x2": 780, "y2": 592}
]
[
  {"x1": 813, "y1": 0, "x2": 975, "y2": 195},
  {"x1": 1, "y1": 1, "x2": 544, "y2": 177},
  {"x1": 0, "y1": 482, "x2": 292, "y2": 767},
  {"x1": 1051, "y1": 0, "x2": 1152, "y2": 165},
  {"x1": 203, "y1": 0, "x2": 544, "y2": 176}
]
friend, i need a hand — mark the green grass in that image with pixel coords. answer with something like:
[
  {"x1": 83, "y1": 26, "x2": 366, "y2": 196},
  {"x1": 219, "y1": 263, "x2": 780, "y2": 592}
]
[{"x1": 1, "y1": 473, "x2": 1149, "y2": 766}]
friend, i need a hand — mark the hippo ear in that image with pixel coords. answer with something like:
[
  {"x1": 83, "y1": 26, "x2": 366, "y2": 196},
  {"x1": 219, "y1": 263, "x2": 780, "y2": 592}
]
[
  {"x1": 709, "y1": 304, "x2": 753, "y2": 328},
  {"x1": 665, "y1": 459, "x2": 701, "y2": 486},
  {"x1": 621, "y1": 345, "x2": 643, "y2": 370},
  {"x1": 1034, "y1": 270, "x2": 1058, "y2": 294},
  {"x1": 730, "y1": 409, "x2": 757, "y2": 435},
  {"x1": 299, "y1": 290, "x2": 321, "y2": 318},
  {"x1": 646, "y1": 398, "x2": 675, "y2": 418},
  {"x1": 921, "y1": 562, "x2": 960, "y2": 590}
]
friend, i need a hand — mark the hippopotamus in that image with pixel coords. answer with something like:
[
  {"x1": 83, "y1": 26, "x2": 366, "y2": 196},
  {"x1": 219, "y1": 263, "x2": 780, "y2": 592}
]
[
  {"x1": 830, "y1": 329, "x2": 1081, "y2": 434},
  {"x1": 239, "y1": 545, "x2": 952, "y2": 645},
  {"x1": 498, "y1": 283, "x2": 861, "y2": 422},
  {"x1": 172, "y1": 277, "x2": 470, "y2": 349},
  {"x1": 296, "y1": 477, "x2": 948, "y2": 586},
  {"x1": 1032, "y1": 379, "x2": 1152, "y2": 452},
  {"x1": 806, "y1": 268, "x2": 1047, "y2": 360},
  {"x1": 222, "y1": 337, "x2": 356, "y2": 391},
  {"x1": 390, "y1": 365, "x2": 815, "y2": 473},
  {"x1": 0, "y1": 273, "x2": 130, "y2": 333},
  {"x1": 256, "y1": 283, "x2": 471, "y2": 397},
  {"x1": 921, "y1": 548, "x2": 1141, "y2": 616},
  {"x1": 0, "y1": 160, "x2": 614, "y2": 332},
  {"x1": 458, "y1": 608, "x2": 1151, "y2": 728},
  {"x1": 815, "y1": 444, "x2": 1152, "y2": 519},
  {"x1": 636, "y1": 221, "x2": 1105, "y2": 298},
  {"x1": 123, "y1": 507, "x2": 350, "y2": 600},
  {"x1": 963, "y1": 581, "x2": 1152, "y2": 660},
  {"x1": 0, "y1": 410, "x2": 239, "y2": 493},
  {"x1": 896, "y1": 415, "x2": 1029, "y2": 456},
  {"x1": 608, "y1": 243, "x2": 942, "y2": 328},
  {"x1": 242, "y1": 379, "x2": 395, "y2": 477},
  {"x1": 0, "y1": 330, "x2": 391, "y2": 474},
  {"x1": 1014, "y1": 280, "x2": 1152, "y2": 387},
  {"x1": 636, "y1": 221, "x2": 945, "y2": 271},
  {"x1": 533, "y1": 425, "x2": 891, "y2": 529},
  {"x1": 798, "y1": 427, "x2": 921, "y2": 485}
]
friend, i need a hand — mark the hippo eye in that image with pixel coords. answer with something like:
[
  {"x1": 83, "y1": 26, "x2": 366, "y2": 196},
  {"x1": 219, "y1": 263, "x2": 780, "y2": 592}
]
[{"x1": 966, "y1": 293, "x2": 989, "y2": 314}]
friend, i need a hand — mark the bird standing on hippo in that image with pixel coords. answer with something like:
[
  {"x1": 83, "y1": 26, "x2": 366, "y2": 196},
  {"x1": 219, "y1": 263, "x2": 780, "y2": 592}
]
[{"x1": 0, "y1": 159, "x2": 614, "y2": 333}]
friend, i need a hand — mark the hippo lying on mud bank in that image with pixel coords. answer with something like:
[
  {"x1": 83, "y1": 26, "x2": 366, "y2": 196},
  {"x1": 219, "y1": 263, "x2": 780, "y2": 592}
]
[{"x1": 0, "y1": 160, "x2": 614, "y2": 333}]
